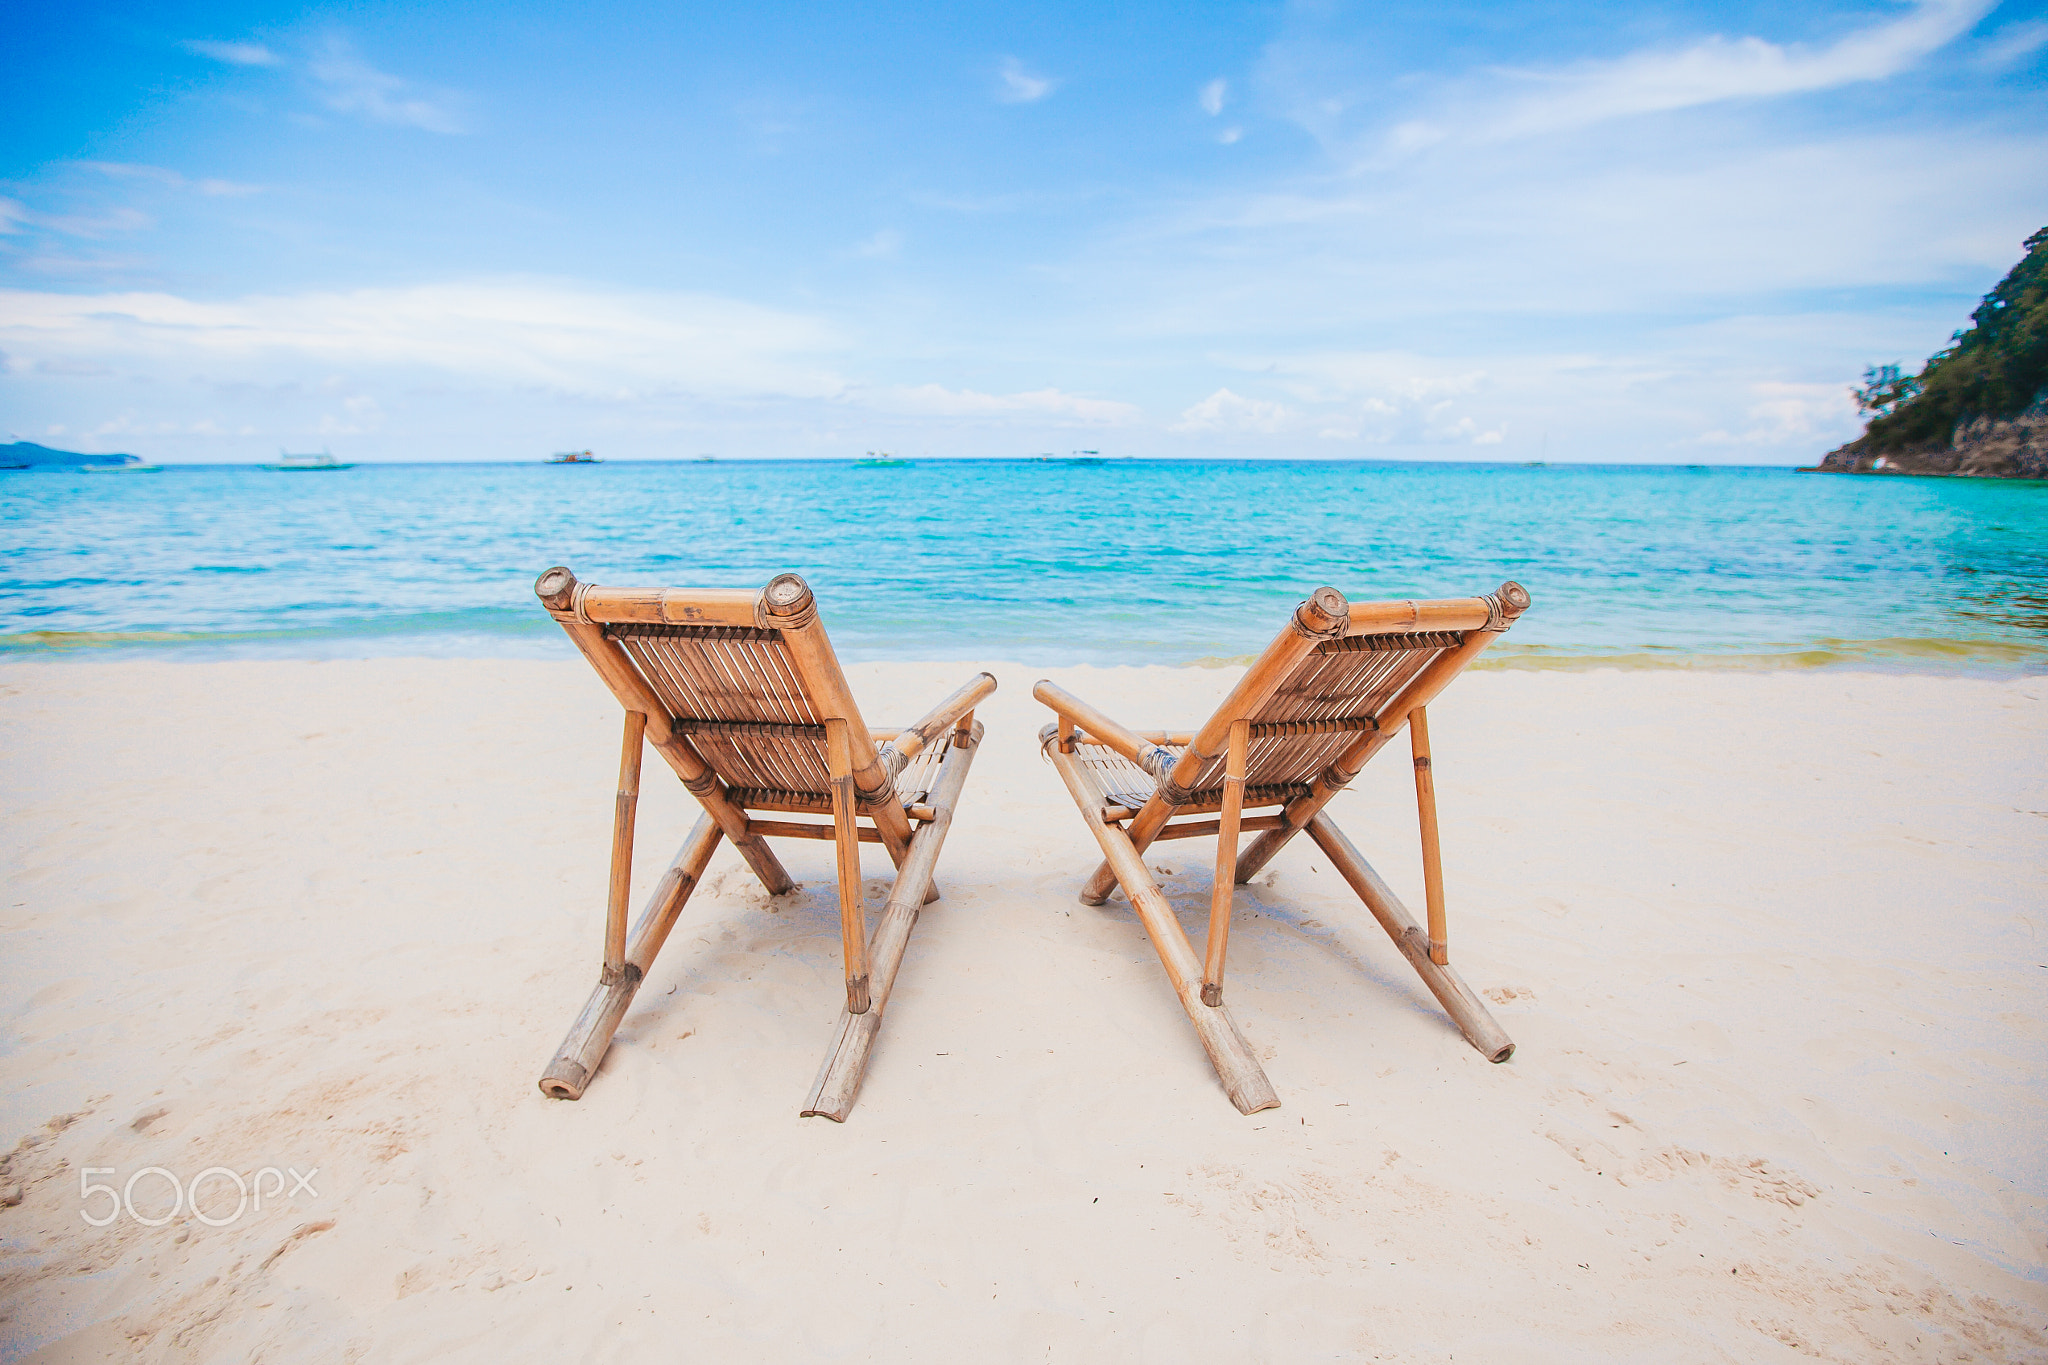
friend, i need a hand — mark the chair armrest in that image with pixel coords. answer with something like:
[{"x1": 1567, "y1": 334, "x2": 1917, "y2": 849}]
[
  {"x1": 1031, "y1": 681, "x2": 1178, "y2": 779},
  {"x1": 876, "y1": 672, "x2": 998, "y2": 777}
]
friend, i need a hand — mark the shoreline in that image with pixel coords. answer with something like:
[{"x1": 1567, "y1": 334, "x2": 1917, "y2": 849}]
[
  {"x1": 4, "y1": 636, "x2": 2047, "y2": 676},
  {"x1": 2, "y1": 658, "x2": 2043, "y2": 1358}
]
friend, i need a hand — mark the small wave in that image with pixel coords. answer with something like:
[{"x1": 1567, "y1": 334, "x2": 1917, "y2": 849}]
[
  {"x1": 0, "y1": 610, "x2": 557, "y2": 658},
  {"x1": 1475, "y1": 637, "x2": 2048, "y2": 673}
]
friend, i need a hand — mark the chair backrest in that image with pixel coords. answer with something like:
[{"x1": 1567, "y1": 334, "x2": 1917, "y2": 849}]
[
  {"x1": 1176, "y1": 628, "x2": 1476, "y2": 800},
  {"x1": 1175, "y1": 584, "x2": 1529, "y2": 798},
  {"x1": 609, "y1": 623, "x2": 834, "y2": 795},
  {"x1": 1065, "y1": 583, "x2": 1528, "y2": 817},
  {"x1": 536, "y1": 568, "x2": 899, "y2": 804}
]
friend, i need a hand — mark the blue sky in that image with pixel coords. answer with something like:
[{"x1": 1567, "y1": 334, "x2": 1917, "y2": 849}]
[{"x1": 2, "y1": 0, "x2": 2044, "y2": 463}]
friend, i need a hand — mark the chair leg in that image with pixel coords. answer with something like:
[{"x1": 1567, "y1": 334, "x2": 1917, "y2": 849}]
[
  {"x1": 1410, "y1": 706, "x2": 1448, "y2": 965},
  {"x1": 804, "y1": 722, "x2": 984, "y2": 1121},
  {"x1": 1304, "y1": 812, "x2": 1513, "y2": 1062},
  {"x1": 866, "y1": 788, "x2": 941, "y2": 904},
  {"x1": 1201, "y1": 720, "x2": 1249, "y2": 1007},
  {"x1": 539, "y1": 815, "x2": 725, "y2": 1098},
  {"x1": 604, "y1": 711, "x2": 646, "y2": 984},
  {"x1": 1047, "y1": 746, "x2": 1279, "y2": 1115},
  {"x1": 827, "y1": 720, "x2": 871, "y2": 1015}
]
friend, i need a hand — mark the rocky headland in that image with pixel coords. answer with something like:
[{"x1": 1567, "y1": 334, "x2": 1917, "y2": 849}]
[
  {"x1": 1815, "y1": 403, "x2": 2048, "y2": 479},
  {"x1": 1814, "y1": 227, "x2": 2045, "y2": 480}
]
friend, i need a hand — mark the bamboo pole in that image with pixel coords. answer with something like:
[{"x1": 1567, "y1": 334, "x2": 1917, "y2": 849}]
[
  {"x1": 1201, "y1": 720, "x2": 1248, "y2": 1007},
  {"x1": 758, "y1": 574, "x2": 919, "y2": 866},
  {"x1": 575, "y1": 585, "x2": 761, "y2": 627},
  {"x1": 803, "y1": 720, "x2": 984, "y2": 1121},
  {"x1": 744, "y1": 819, "x2": 885, "y2": 843},
  {"x1": 1231, "y1": 581, "x2": 1530, "y2": 885},
  {"x1": 1135, "y1": 813, "x2": 1287, "y2": 841},
  {"x1": 1074, "y1": 586, "x2": 1350, "y2": 905},
  {"x1": 1031, "y1": 681, "x2": 1178, "y2": 776},
  {"x1": 827, "y1": 719, "x2": 871, "y2": 1015},
  {"x1": 535, "y1": 567, "x2": 795, "y2": 895},
  {"x1": 539, "y1": 815, "x2": 725, "y2": 1099},
  {"x1": 1410, "y1": 706, "x2": 1449, "y2": 964},
  {"x1": 1069, "y1": 718, "x2": 1373, "y2": 749},
  {"x1": 1304, "y1": 813, "x2": 1513, "y2": 1062},
  {"x1": 871, "y1": 672, "x2": 994, "y2": 906},
  {"x1": 1347, "y1": 598, "x2": 1492, "y2": 636},
  {"x1": 603, "y1": 711, "x2": 646, "y2": 983},
  {"x1": 877, "y1": 672, "x2": 997, "y2": 774},
  {"x1": 1046, "y1": 744, "x2": 1280, "y2": 1115}
]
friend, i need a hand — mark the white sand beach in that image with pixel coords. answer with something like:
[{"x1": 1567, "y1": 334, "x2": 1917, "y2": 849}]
[{"x1": 1, "y1": 658, "x2": 2044, "y2": 1362}]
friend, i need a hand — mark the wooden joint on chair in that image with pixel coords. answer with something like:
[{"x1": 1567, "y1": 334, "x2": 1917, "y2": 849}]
[
  {"x1": 1289, "y1": 586, "x2": 1351, "y2": 640},
  {"x1": 1482, "y1": 581, "x2": 1532, "y2": 632},
  {"x1": 759, "y1": 572, "x2": 818, "y2": 630}
]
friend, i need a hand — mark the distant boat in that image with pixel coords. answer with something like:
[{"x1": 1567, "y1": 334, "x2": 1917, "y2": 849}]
[
  {"x1": 857, "y1": 451, "x2": 910, "y2": 467},
  {"x1": 81, "y1": 458, "x2": 161, "y2": 472},
  {"x1": 548, "y1": 450, "x2": 600, "y2": 464},
  {"x1": 266, "y1": 450, "x2": 352, "y2": 471}
]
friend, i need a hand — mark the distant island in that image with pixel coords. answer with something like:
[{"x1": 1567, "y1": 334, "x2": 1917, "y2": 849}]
[
  {"x1": 1815, "y1": 227, "x2": 2046, "y2": 479},
  {"x1": 1, "y1": 440, "x2": 145, "y2": 470}
]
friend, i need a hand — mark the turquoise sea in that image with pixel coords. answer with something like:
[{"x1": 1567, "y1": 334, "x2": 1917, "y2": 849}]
[{"x1": 3, "y1": 460, "x2": 2045, "y2": 669}]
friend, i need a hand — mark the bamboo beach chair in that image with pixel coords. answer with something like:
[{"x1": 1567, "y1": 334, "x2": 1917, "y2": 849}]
[
  {"x1": 1033, "y1": 581, "x2": 1531, "y2": 1114},
  {"x1": 532, "y1": 566, "x2": 995, "y2": 1120}
]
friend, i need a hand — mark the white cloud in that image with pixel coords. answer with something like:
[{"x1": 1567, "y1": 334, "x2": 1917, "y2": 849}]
[
  {"x1": 997, "y1": 58, "x2": 1056, "y2": 104},
  {"x1": 1104, "y1": 130, "x2": 2048, "y2": 332},
  {"x1": 1979, "y1": 19, "x2": 2048, "y2": 66},
  {"x1": 2, "y1": 203, "x2": 154, "y2": 240},
  {"x1": 1200, "y1": 79, "x2": 1228, "y2": 116},
  {"x1": 873, "y1": 384, "x2": 1137, "y2": 424},
  {"x1": 853, "y1": 228, "x2": 903, "y2": 258},
  {"x1": 1253, "y1": 352, "x2": 1486, "y2": 406},
  {"x1": 0, "y1": 281, "x2": 845, "y2": 399},
  {"x1": 308, "y1": 39, "x2": 466, "y2": 134},
  {"x1": 1217, "y1": 127, "x2": 1243, "y2": 145},
  {"x1": 1171, "y1": 388, "x2": 1293, "y2": 433},
  {"x1": 1387, "y1": 0, "x2": 1995, "y2": 151},
  {"x1": 1172, "y1": 356, "x2": 1526, "y2": 447},
  {"x1": 183, "y1": 39, "x2": 280, "y2": 66},
  {"x1": 80, "y1": 162, "x2": 259, "y2": 197},
  {"x1": 1690, "y1": 380, "x2": 1859, "y2": 446}
]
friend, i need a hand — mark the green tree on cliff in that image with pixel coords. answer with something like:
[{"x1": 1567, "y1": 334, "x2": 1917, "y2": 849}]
[{"x1": 1857, "y1": 228, "x2": 2048, "y2": 451}]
